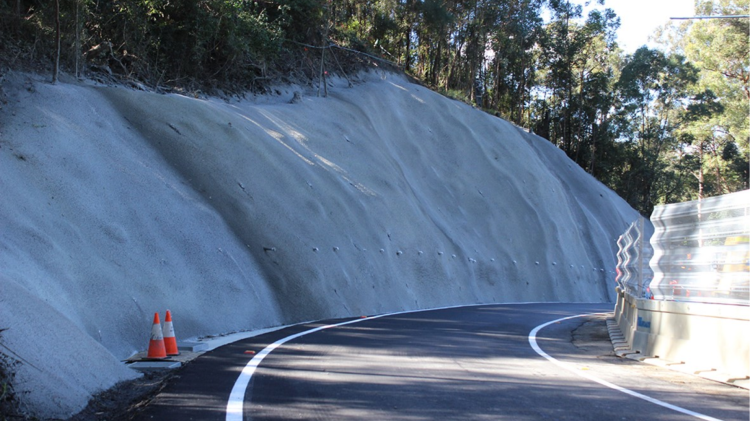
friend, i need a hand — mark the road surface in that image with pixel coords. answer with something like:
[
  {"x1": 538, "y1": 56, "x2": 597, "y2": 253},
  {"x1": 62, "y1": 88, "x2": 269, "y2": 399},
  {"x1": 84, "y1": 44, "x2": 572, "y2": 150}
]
[{"x1": 134, "y1": 303, "x2": 749, "y2": 420}]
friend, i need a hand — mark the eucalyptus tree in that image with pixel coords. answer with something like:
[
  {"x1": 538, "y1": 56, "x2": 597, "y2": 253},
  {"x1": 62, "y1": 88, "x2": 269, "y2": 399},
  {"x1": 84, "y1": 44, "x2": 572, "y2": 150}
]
[
  {"x1": 537, "y1": 0, "x2": 583, "y2": 152},
  {"x1": 535, "y1": 1, "x2": 619, "y2": 163},
  {"x1": 485, "y1": 0, "x2": 545, "y2": 124},
  {"x1": 678, "y1": 0, "x2": 749, "y2": 193},
  {"x1": 613, "y1": 47, "x2": 699, "y2": 214},
  {"x1": 651, "y1": 0, "x2": 748, "y2": 200}
]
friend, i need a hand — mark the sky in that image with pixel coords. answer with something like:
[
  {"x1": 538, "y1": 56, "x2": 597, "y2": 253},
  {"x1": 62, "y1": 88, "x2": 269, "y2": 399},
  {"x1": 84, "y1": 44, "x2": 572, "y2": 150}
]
[{"x1": 570, "y1": 0, "x2": 696, "y2": 53}]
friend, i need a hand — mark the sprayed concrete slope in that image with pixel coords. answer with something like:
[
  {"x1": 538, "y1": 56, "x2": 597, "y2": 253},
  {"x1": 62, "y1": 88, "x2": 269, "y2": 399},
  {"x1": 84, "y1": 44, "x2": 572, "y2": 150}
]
[{"x1": 0, "y1": 71, "x2": 640, "y2": 418}]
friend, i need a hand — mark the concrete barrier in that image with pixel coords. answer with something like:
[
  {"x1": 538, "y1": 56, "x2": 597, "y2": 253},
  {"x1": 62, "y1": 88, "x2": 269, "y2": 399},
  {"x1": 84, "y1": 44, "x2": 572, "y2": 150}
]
[{"x1": 614, "y1": 287, "x2": 750, "y2": 378}]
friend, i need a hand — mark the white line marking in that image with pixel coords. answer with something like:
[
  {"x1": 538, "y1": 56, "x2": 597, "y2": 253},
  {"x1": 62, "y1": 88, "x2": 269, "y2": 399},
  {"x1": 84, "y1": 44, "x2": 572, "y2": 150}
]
[
  {"x1": 528, "y1": 313, "x2": 724, "y2": 421},
  {"x1": 225, "y1": 315, "x2": 389, "y2": 421},
  {"x1": 225, "y1": 301, "x2": 557, "y2": 420}
]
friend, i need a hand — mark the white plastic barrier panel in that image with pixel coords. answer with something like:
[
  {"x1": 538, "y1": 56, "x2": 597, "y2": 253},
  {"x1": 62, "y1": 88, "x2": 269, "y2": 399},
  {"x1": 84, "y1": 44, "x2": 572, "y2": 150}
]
[
  {"x1": 649, "y1": 190, "x2": 749, "y2": 305},
  {"x1": 615, "y1": 217, "x2": 654, "y2": 298}
]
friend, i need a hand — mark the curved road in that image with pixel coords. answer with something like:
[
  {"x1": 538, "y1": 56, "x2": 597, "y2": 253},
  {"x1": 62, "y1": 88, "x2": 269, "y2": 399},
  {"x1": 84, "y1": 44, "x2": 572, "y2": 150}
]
[{"x1": 135, "y1": 303, "x2": 749, "y2": 420}]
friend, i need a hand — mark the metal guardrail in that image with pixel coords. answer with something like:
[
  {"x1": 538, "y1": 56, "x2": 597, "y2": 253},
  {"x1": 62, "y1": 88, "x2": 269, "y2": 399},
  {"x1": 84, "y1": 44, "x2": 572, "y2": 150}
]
[
  {"x1": 616, "y1": 190, "x2": 749, "y2": 305},
  {"x1": 649, "y1": 190, "x2": 749, "y2": 305},
  {"x1": 615, "y1": 217, "x2": 654, "y2": 298}
]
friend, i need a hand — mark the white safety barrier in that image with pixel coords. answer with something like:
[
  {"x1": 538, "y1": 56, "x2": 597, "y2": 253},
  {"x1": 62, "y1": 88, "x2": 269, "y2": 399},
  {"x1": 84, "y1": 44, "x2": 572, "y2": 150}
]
[
  {"x1": 614, "y1": 190, "x2": 750, "y2": 380},
  {"x1": 615, "y1": 217, "x2": 654, "y2": 298},
  {"x1": 649, "y1": 190, "x2": 749, "y2": 305}
]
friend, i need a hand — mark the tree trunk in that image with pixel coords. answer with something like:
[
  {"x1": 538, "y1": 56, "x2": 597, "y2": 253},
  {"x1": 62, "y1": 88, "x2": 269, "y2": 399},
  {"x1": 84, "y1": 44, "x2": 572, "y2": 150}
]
[
  {"x1": 517, "y1": 69, "x2": 527, "y2": 126},
  {"x1": 75, "y1": 0, "x2": 80, "y2": 79},
  {"x1": 53, "y1": 0, "x2": 60, "y2": 84},
  {"x1": 698, "y1": 141, "x2": 704, "y2": 201},
  {"x1": 404, "y1": 24, "x2": 411, "y2": 71},
  {"x1": 432, "y1": 40, "x2": 442, "y2": 87},
  {"x1": 493, "y1": 55, "x2": 501, "y2": 109},
  {"x1": 563, "y1": 7, "x2": 572, "y2": 155},
  {"x1": 588, "y1": 121, "x2": 597, "y2": 174},
  {"x1": 574, "y1": 67, "x2": 585, "y2": 163}
]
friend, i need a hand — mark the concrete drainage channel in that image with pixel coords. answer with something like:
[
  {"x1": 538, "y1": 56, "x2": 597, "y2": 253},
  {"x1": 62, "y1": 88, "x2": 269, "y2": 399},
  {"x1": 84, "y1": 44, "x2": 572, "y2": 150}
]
[{"x1": 606, "y1": 318, "x2": 750, "y2": 390}]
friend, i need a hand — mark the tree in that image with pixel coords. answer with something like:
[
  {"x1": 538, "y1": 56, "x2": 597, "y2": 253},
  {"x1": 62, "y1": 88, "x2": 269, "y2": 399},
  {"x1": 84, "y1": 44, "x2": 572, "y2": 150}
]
[
  {"x1": 534, "y1": 2, "x2": 619, "y2": 166},
  {"x1": 53, "y1": 0, "x2": 60, "y2": 83},
  {"x1": 613, "y1": 47, "x2": 699, "y2": 214},
  {"x1": 656, "y1": 0, "x2": 749, "y2": 195},
  {"x1": 486, "y1": 0, "x2": 545, "y2": 123}
]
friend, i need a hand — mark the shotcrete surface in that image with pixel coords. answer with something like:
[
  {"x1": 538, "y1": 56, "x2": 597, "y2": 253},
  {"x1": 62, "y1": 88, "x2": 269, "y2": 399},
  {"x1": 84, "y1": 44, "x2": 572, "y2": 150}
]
[{"x1": 0, "y1": 71, "x2": 640, "y2": 418}]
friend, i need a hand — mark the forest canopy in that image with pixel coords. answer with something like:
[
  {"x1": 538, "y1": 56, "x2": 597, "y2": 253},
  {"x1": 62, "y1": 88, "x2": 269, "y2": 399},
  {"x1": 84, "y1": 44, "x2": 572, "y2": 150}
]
[{"x1": 0, "y1": 0, "x2": 748, "y2": 215}]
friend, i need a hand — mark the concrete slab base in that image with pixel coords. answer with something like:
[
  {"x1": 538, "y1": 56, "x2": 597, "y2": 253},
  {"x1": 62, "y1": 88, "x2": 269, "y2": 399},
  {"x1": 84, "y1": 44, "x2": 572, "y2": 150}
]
[
  {"x1": 128, "y1": 361, "x2": 182, "y2": 372},
  {"x1": 178, "y1": 341, "x2": 209, "y2": 352},
  {"x1": 126, "y1": 350, "x2": 202, "y2": 364}
]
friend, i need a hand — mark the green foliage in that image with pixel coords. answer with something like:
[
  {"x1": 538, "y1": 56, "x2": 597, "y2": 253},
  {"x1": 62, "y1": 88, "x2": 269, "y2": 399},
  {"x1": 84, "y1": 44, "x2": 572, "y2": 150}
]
[
  {"x1": 85, "y1": 0, "x2": 287, "y2": 86},
  {"x1": 2, "y1": 0, "x2": 289, "y2": 88},
  {"x1": 276, "y1": 0, "x2": 325, "y2": 42},
  {"x1": 610, "y1": 48, "x2": 701, "y2": 213},
  {"x1": 656, "y1": 0, "x2": 750, "y2": 203},
  {"x1": 2, "y1": 0, "x2": 747, "y2": 214},
  {"x1": 531, "y1": 2, "x2": 621, "y2": 184},
  {"x1": 0, "y1": 329, "x2": 23, "y2": 421}
]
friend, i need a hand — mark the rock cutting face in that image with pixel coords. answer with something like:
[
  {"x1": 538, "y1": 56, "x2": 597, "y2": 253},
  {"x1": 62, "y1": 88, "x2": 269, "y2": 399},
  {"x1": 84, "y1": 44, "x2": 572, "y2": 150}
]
[{"x1": 0, "y1": 70, "x2": 640, "y2": 418}]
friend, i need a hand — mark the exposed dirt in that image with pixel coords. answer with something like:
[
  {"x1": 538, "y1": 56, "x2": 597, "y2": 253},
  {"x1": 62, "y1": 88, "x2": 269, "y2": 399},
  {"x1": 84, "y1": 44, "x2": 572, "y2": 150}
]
[
  {"x1": 66, "y1": 369, "x2": 180, "y2": 421},
  {"x1": 571, "y1": 314, "x2": 618, "y2": 356}
]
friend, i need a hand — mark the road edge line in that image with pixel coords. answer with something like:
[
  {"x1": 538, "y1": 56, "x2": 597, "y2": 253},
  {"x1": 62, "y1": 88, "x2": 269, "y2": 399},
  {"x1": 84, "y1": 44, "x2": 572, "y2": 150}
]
[
  {"x1": 225, "y1": 302, "x2": 593, "y2": 420},
  {"x1": 225, "y1": 315, "x2": 387, "y2": 420},
  {"x1": 528, "y1": 313, "x2": 724, "y2": 421}
]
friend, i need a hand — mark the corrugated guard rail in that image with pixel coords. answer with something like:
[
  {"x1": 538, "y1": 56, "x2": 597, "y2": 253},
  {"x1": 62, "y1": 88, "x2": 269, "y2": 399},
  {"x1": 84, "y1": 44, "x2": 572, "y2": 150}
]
[
  {"x1": 650, "y1": 189, "x2": 749, "y2": 305},
  {"x1": 615, "y1": 217, "x2": 654, "y2": 298},
  {"x1": 614, "y1": 190, "x2": 750, "y2": 381}
]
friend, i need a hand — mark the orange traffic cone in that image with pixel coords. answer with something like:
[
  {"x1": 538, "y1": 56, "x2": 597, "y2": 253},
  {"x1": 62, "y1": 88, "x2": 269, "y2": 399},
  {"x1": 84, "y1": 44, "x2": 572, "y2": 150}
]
[
  {"x1": 164, "y1": 310, "x2": 179, "y2": 356},
  {"x1": 147, "y1": 312, "x2": 167, "y2": 359}
]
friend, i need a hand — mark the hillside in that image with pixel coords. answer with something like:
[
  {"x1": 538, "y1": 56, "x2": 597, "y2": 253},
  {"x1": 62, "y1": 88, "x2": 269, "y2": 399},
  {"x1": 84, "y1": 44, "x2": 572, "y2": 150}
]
[{"x1": 0, "y1": 70, "x2": 640, "y2": 418}]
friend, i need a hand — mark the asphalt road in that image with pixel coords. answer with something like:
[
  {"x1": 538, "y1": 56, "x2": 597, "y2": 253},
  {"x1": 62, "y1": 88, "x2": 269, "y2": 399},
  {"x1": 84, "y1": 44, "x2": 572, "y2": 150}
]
[{"x1": 134, "y1": 303, "x2": 749, "y2": 420}]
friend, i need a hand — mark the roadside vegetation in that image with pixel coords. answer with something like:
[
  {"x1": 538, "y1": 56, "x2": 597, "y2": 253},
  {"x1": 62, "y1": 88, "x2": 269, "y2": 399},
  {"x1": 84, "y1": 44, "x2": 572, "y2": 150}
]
[
  {"x1": 0, "y1": 329, "x2": 24, "y2": 421},
  {"x1": 0, "y1": 0, "x2": 747, "y2": 215}
]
